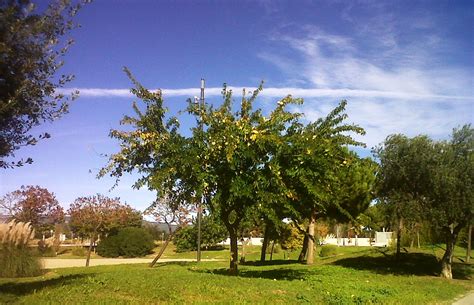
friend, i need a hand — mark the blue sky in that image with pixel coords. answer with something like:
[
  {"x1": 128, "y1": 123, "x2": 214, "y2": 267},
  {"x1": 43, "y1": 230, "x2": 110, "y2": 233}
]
[{"x1": 1, "y1": 0, "x2": 473, "y2": 212}]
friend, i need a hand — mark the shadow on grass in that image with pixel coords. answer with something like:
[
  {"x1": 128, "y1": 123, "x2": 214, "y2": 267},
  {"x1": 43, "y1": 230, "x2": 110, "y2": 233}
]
[
  {"x1": 191, "y1": 264, "x2": 310, "y2": 281},
  {"x1": 0, "y1": 273, "x2": 92, "y2": 297},
  {"x1": 153, "y1": 261, "x2": 196, "y2": 268},
  {"x1": 332, "y1": 252, "x2": 472, "y2": 280},
  {"x1": 242, "y1": 259, "x2": 300, "y2": 266},
  {"x1": 452, "y1": 262, "x2": 473, "y2": 280}
]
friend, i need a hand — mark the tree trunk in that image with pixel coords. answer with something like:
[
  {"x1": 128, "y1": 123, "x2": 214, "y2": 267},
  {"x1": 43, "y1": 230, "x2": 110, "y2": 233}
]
[
  {"x1": 306, "y1": 211, "x2": 316, "y2": 265},
  {"x1": 417, "y1": 230, "x2": 420, "y2": 248},
  {"x1": 86, "y1": 233, "x2": 95, "y2": 267},
  {"x1": 149, "y1": 232, "x2": 174, "y2": 267},
  {"x1": 298, "y1": 233, "x2": 308, "y2": 262},
  {"x1": 229, "y1": 230, "x2": 238, "y2": 275},
  {"x1": 466, "y1": 224, "x2": 472, "y2": 263},
  {"x1": 260, "y1": 225, "x2": 270, "y2": 262},
  {"x1": 150, "y1": 223, "x2": 175, "y2": 267},
  {"x1": 440, "y1": 225, "x2": 461, "y2": 279},
  {"x1": 440, "y1": 236, "x2": 455, "y2": 279},
  {"x1": 53, "y1": 224, "x2": 62, "y2": 254},
  {"x1": 270, "y1": 241, "x2": 275, "y2": 261},
  {"x1": 396, "y1": 217, "x2": 403, "y2": 259}
]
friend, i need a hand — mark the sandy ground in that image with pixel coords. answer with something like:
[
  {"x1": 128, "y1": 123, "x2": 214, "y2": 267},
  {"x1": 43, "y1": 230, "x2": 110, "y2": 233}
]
[
  {"x1": 452, "y1": 291, "x2": 474, "y2": 305},
  {"x1": 41, "y1": 258, "x2": 222, "y2": 269}
]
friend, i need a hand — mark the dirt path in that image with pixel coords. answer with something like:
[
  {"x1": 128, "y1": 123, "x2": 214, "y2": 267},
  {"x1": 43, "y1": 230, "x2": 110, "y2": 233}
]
[
  {"x1": 452, "y1": 291, "x2": 474, "y2": 305},
  {"x1": 42, "y1": 258, "x2": 223, "y2": 269}
]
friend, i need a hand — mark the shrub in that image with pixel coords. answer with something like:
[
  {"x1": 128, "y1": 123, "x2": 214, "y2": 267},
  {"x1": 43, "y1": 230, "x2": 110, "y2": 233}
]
[
  {"x1": 319, "y1": 245, "x2": 338, "y2": 257},
  {"x1": 97, "y1": 235, "x2": 121, "y2": 258},
  {"x1": 71, "y1": 247, "x2": 86, "y2": 257},
  {"x1": 119, "y1": 227, "x2": 154, "y2": 257},
  {"x1": 173, "y1": 215, "x2": 227, "y2": 252},
  {"x1": 37, "y1": 239, "x2": 57, "y2": 257},
  {"x1": 174, "y1": 226, "x2": 196, "y2": 252},
  {"x1": 0, "y1": 221, "x2": 42, "y2": 278},
  {"x1": 97, "y1": 227, "x2": 154, "y2": 258}
]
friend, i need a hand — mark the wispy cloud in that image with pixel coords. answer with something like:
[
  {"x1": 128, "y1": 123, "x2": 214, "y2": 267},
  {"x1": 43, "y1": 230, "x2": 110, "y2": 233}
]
[
  {"x1": 260, "y1": 27, "x2": 471, "y2": 97},
  {"x1": 58, "y1": 87, "x2": 472, "y2": 101},
  {"x1": 295, "y1": 98, "x2": 473, "y2": 149},
  {"x1": 255, "y1": 12, "x2": 473, "y2": 147}
]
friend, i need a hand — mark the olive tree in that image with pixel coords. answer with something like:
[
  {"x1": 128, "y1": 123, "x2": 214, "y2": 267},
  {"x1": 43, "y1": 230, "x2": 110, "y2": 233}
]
[
  {"x1": 374, "y1": 135, "x2": 433, "y2": 258},
  {"x1": 374, "y1": 125, "x2": 473, "y2": 279},
  {"x1": 428, "y1": 125, "x2": 473, "y2": 278}
]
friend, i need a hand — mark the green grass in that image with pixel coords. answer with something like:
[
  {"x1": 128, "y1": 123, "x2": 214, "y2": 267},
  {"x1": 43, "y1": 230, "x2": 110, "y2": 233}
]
[{"x1": 1, "y1": 247, "x2": 472, "y2": 304}]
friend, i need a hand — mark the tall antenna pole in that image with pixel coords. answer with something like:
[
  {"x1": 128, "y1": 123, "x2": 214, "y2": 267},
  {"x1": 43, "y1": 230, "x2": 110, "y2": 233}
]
[{"x1": 197, "y1": 78, "x2": 205, "y2": 263}]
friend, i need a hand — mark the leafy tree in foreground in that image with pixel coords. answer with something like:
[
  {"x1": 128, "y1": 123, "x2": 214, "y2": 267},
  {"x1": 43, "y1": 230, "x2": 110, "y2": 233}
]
[
  {"x1": 0, "y1": 0, "x2": 87, "y2": 168},
  {"x1": 429, "y1": 125, "x2": 473, "y2": 278},
  {"x1": 100, "y1": 70, "x2": 367, "y2": 273},
  {"x1": 373, "y1": 135, "x2": 432, "y2": 258},
  {"x1": 198, "y1": 87, "x2": 302, "y2": 273},
  {"x1": 68, "y1": 195, "x2": 142, "y2": 266},
  {"x1": 374, "y1": 125, "x2": 473, "y2": 279},
  {"x1": 290, "y1": 146, "x2": 375, "y2": 264}
]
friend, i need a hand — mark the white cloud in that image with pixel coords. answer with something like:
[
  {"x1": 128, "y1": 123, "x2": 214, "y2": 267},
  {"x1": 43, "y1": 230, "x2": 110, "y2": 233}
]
[
  {"x1": 296, "y1": 98, "x2": 473, "y2": 149},
  {"x1": 256, "y1": 22, "x2": 473, "y2": 147},
  {"x1": 58, "y1": 87, "x2": 472, "y2": 101},
  {"x1": 261, "y1": 30, "x2": 472, "y2": 97}
]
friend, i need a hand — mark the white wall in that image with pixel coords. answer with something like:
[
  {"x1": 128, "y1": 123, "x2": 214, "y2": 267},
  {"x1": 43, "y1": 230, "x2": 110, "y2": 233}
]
[
  {"x1": 324, "y1": 232, "x2": 393, "y2": 247},
  {"x1": 221, "y1": 237, "x2": 263, "y2": 246}
]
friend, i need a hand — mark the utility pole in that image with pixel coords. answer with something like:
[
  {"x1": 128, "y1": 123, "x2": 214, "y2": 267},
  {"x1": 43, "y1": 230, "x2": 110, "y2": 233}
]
[{"x1": 197, "y1": 78, "x2": 205, "y2": 263}]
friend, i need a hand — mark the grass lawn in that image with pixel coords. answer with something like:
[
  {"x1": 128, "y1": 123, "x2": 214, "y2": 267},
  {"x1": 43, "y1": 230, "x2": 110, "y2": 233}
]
[{"x1": 1, "y1": 247, "x2": 472, "y2": 304}]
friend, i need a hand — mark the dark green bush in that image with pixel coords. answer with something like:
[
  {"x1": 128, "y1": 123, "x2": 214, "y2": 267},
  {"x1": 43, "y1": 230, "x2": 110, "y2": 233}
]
[
  {"x1": 97, "y1": 235, "x2": 121, "y2": 258},
  {"x1": 319, "y1": 245, "x2": 338, "y2": 257},
  {"x1": 174, "y1": 226, "x2": 196, "y2": 252},
  {"x1": 173, "y1": 215, "x2": 227, "y2": 252},
  {"x1": 97, "y1": 227, "x2": 154, "y2": 258},
  {"x1": 119, "y1": 227, "x2": 155, "y2": 257}
]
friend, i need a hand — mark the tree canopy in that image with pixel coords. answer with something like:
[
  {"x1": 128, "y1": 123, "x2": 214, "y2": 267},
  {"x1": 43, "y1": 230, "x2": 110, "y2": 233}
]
[
  {"x1": 100, "y1": 71, "x2": 372, "y2": 273},
  {"x1": 374, "y1": 125, "x2": 473, "y2": 279},
  {"x1": 68, "y1": 194, "x2": 142, "y2": 266},
  {"x1": 0, "y1": 0, "x2": 86, "y2": 168},
  {"x1": 0, "y1": 185, "x2": 64, "y2": 235}
]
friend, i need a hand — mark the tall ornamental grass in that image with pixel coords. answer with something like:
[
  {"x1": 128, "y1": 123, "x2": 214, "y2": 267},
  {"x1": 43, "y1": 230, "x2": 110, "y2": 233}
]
[{"x1": 0, "y1": 221, "x2": 42, "y2": 278}]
